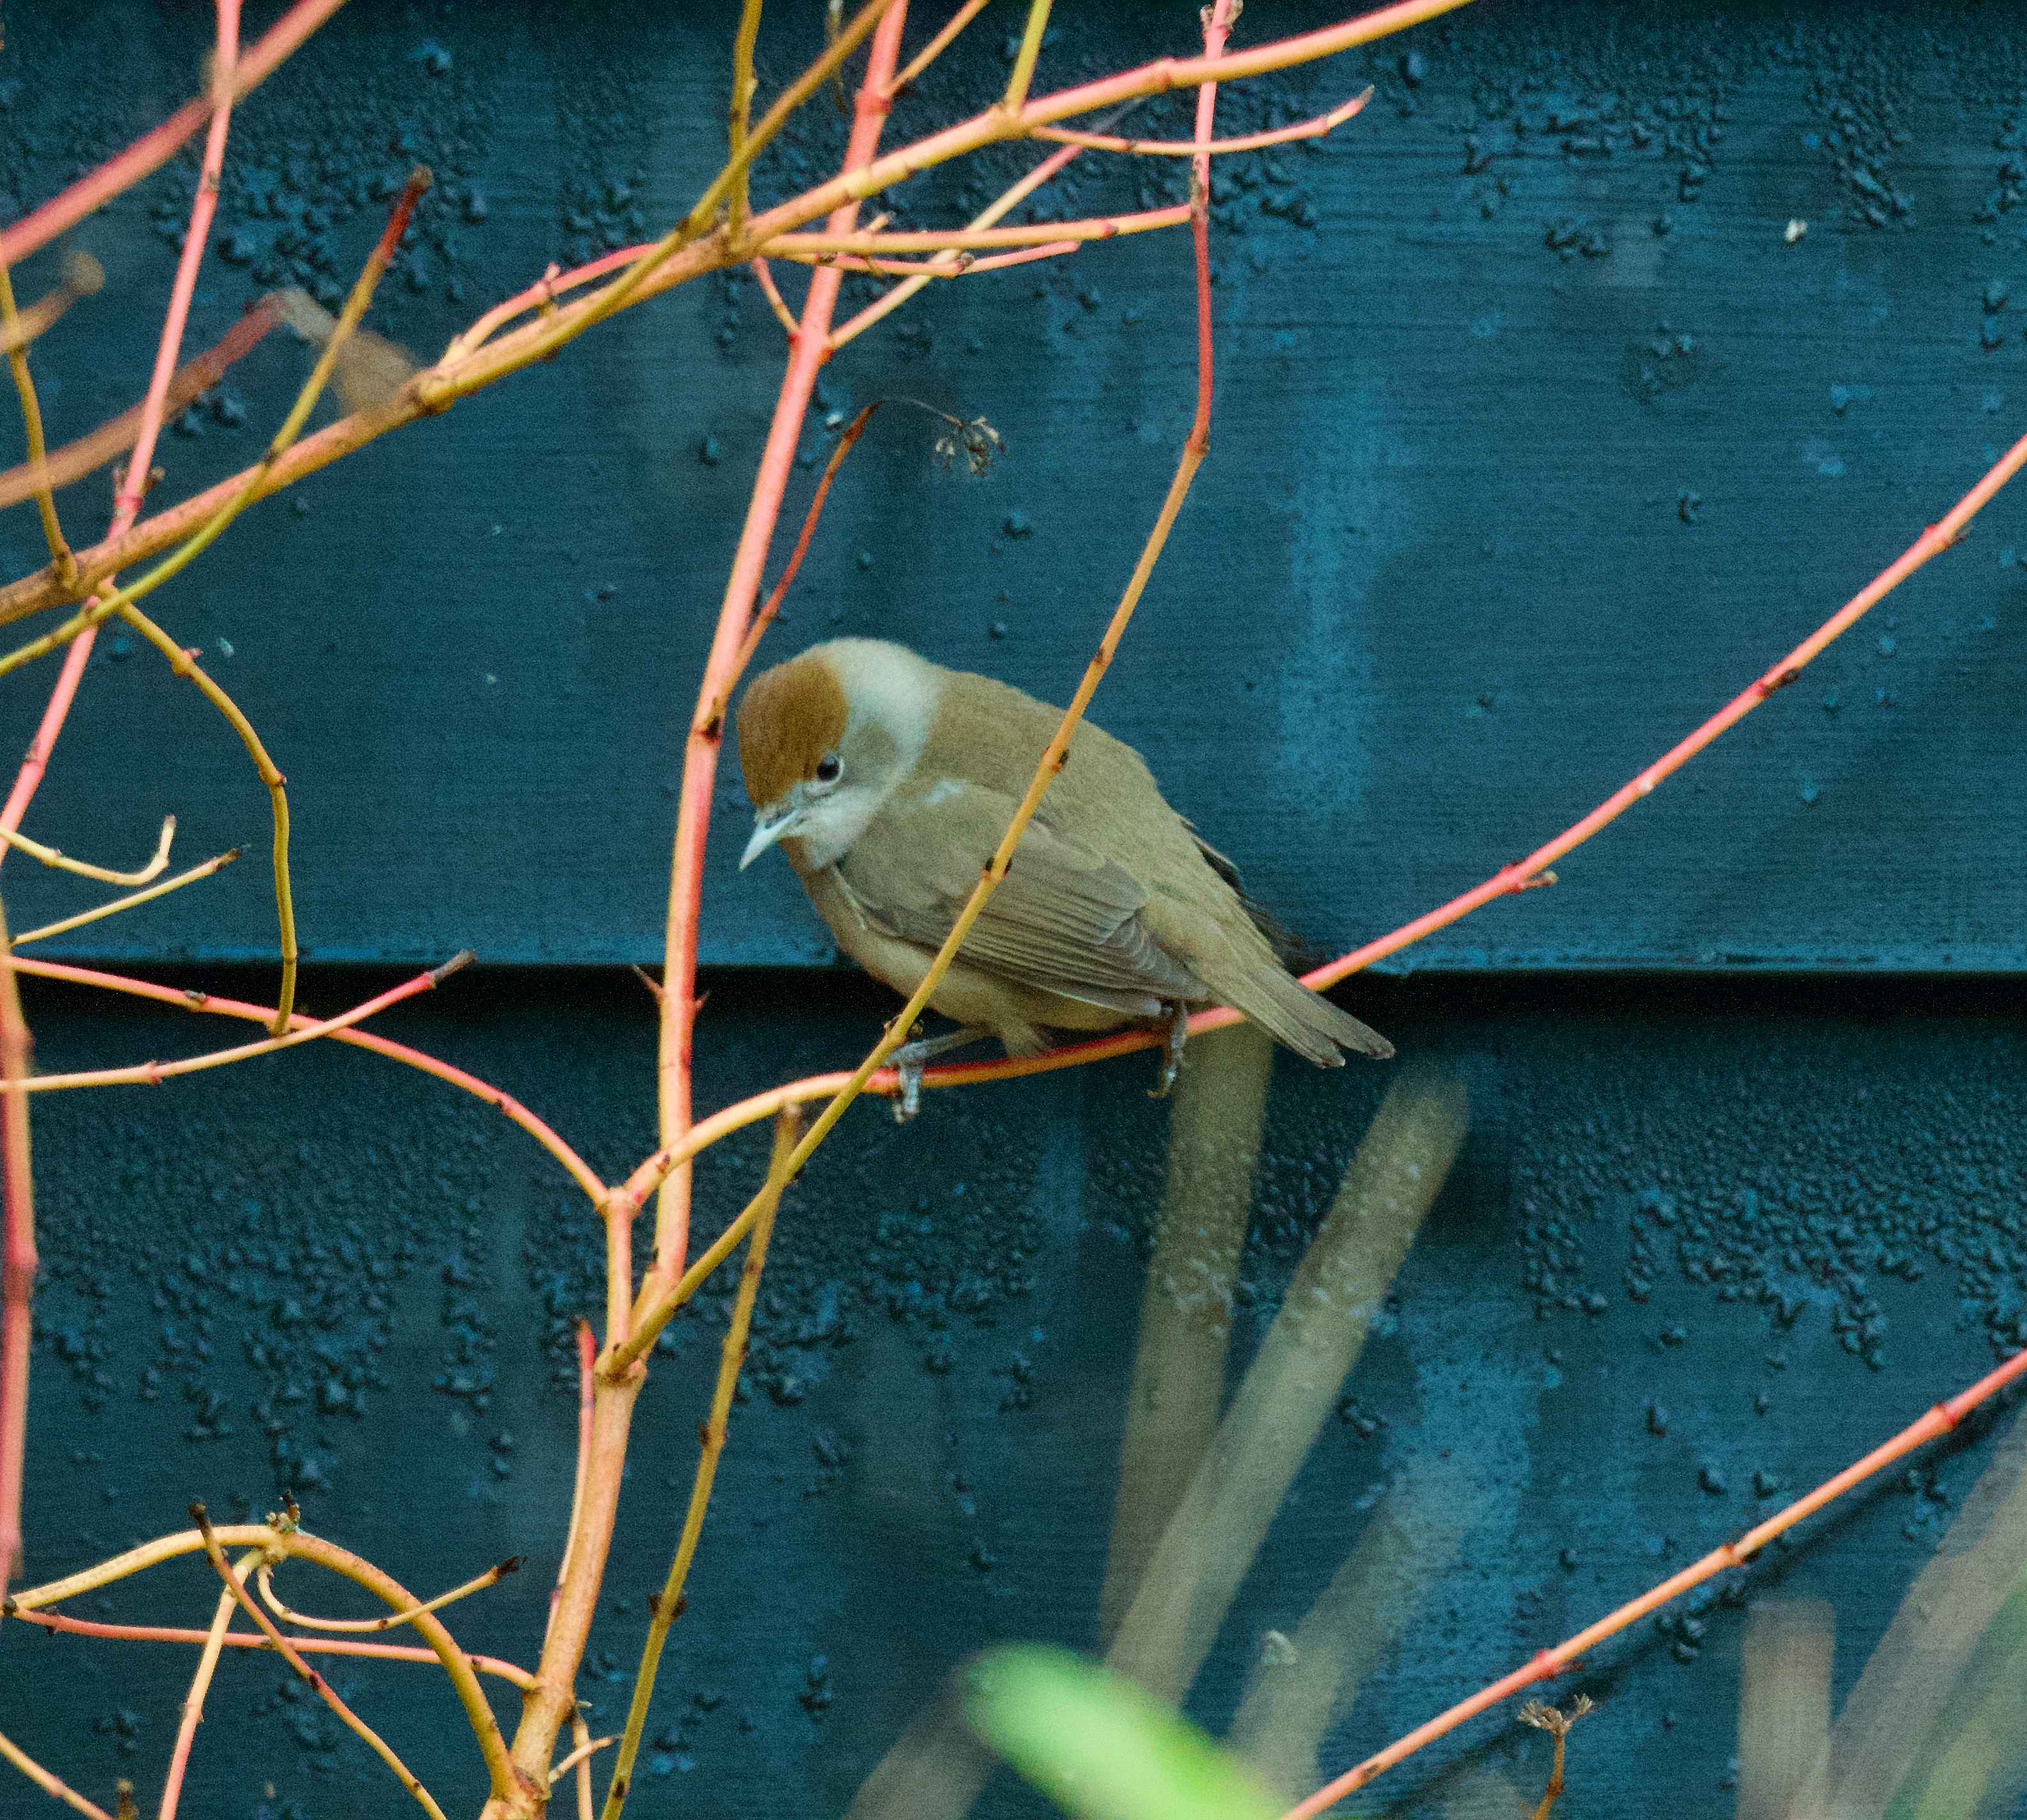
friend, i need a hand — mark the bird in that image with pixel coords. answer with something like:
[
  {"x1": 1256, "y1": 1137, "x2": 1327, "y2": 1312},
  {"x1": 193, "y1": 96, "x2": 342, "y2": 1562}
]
[{"x1": 735, "y1": 638, "x2": 1392, "y2": 1113}]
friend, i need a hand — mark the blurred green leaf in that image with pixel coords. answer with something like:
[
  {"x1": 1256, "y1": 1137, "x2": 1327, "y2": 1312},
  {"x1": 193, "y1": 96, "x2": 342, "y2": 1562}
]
[{"x1": 965, "y1": 1644, "x2": 1283, "y2": 1820}]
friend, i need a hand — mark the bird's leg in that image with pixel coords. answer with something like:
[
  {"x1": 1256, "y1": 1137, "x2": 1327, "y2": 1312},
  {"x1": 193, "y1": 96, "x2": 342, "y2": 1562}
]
[
  {"x1": 1150, "y1": 1001, "x2": 1192, "y2": 1099},
  {"x1": 887, "y1": 1024, "x2": 991, "y2": 1123}
]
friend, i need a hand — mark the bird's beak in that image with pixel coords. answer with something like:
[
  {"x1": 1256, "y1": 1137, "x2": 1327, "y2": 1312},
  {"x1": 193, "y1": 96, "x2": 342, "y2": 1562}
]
[{"x1": 740, "y1": 809, "x2": 799, "y2": 871}]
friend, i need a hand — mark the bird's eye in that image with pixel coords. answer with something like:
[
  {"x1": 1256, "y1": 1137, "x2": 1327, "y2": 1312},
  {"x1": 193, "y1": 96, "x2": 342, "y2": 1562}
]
[{"x1": 813, "y1": 752, "x2": 842, "y2": 785}]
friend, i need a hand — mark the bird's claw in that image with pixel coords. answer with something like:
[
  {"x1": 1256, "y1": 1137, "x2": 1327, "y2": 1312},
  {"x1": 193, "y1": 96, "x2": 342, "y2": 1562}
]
[
  {"x1": 1150, "y1": 1001, "x2": 1191, "y2": 1099},
  {"x1": 885, "y1": 1025, "x2": 990, "y2": 1123}
]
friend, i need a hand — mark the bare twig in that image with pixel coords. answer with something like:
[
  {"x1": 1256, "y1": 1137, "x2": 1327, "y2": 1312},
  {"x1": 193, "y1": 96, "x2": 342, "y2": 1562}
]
[
  {"x1": 12, "y1": 955, "x2": 465, "y2": 1094},
  {"x1": 4, "y1": 1603, "x2": 534, "y2": 1685},
  {"x1": 7, "y1": 957, "x2": 608, "y2": 1203},
  {"x1": 11, "y1": 849, "x2": 240, "y2": 947},
  {"x1": 0, "y1": 815, "x2": 175, "y2": 886},
  {"x1": 256, "y1": 1553, "x2": 521, "y2": 1633},
  {"x1": 0, "y1": 301, "x2": 280, "y2": 514},
  {"x1": 601, "y1": 1110, "x2": 798, "y2": 1820},
  {"x1": 0, "y1": 0, "x2": 348, "y2": 272},
  {"x1": 1031, "y1": 89, "x2": 1372, "y2": 156},
  {"x1": 889, "y1": 0, "x2": 992, "y2": 95},
  {"x1": 192, "y1": 1504, "x2": 449, "y2": 1820},
  {"x1": 0, "y1": 895, "x2": 31, "y2": 1604},
  {"x1": 0, "y1": 1725, "x2": 116, "y2": 1820}
]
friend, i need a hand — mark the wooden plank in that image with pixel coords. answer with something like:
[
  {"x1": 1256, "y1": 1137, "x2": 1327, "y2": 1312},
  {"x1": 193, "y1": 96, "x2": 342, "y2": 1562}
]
[{"x1": 0, "y1": 1, "x2": 2020, "y2": 969}]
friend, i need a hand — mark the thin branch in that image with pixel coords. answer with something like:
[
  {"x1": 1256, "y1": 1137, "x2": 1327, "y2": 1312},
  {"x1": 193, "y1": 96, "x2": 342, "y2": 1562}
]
[
  {"x1": 1033, "y1": 88, "x2": 1372, "y2": 155},
  {"x1": 728, "y1": 0, "x2": 763, "y2": 238},
  {"x1": 256, "y1": 1554, "x2": 521, "y2": 1633},
  {"x1": 888, "y1": 0, "x2": 992, "y2": 95},
  {"x1": 110, "y1": 606, "x2": 297, "y2": 1026},
  {"x1": 553, "y1": 1734, "x2": 616, "y2": 1788},
  {"x1": 789, "y1": 240, "x2": 1081, "y2": 277},
  {"x1": 546, "y1": 1321, "x2": 597, "y2": 1653},
  {"x1": 11, "y1": 849, "x2": 240, "y2": 947},
  {"x1": 569, "y1": 1711, "x2": 597, "y2": 1820},
  {"x1": 0, "y1": 0, "x2": 349, "y2": 272},
  {"x1": 0, "y1": 1726, "x2": 116, "y2": 1820},
  {"x1": 705, "y1": 403, "x2": 880, "y2": 733},
  {"x1": 3, "y1": 1605, "x2": 534, "y2": 1685},
  {"x1": 192, "y1": 1506, "x2": 447, "y2": 1820},
  {"x1": 6, "y1": 957, "x2": 608, "y2": 1203},
  {"x1": 0, "y1": 300, "x2": 280, "y2": 514},
  {"x1": 601, "y1": 1111, "x2": 798, "y2": 1820},
  {"x1": 277, "y1": 1527, "x2": 522, "y2": 1802},
  {"x1": 0, "y1": 256, "x2": 94, "y2": 589},
  {"x1": 14, "y1": 954, "x2": 468, "y2": 1094},
  {"x1": 1280, "y1": 1339, "x2": 2027, "y2": 1819},
  {"x1": 1003, "y1": 0, "x2": 1053, "y2": 112},
  {"x1": 749, "y1": 257, "x2": 801, "y2": 335},
  {"x1": 761, "y1": 205, "x2": 1191, "y2": 254},
  {"x1": 829, "y1": 139, "x2": 1085, "y2": 348},
  {"x1": 0, "y1": 895, "x2": 31, "y2": 1605},
  {"x1": 0, "y1": 254, "x2": 105, "y2": 360},
  {"x1": 0, "y1": 815, "x2": 175, "y2": 886},
  {"x1": 157, "y1": 1570, "x2": 242, "y2": 1820}
]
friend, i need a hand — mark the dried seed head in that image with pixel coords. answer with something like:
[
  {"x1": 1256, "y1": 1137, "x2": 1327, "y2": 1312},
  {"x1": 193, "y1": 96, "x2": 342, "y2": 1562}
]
[
  {"x1": 934, "y1": 414, "x2": 1003, "y2": 477},
  {"x1": 1519, "y1": 1693, "x2": 1594, "y2": 1736}
]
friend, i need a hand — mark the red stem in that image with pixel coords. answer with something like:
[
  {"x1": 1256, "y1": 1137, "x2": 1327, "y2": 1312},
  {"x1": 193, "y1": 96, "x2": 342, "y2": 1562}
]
[
  {"x1": 1284, "y1": 1341, "x2": 2027, "y2": 1819},
  {"x1": 0, "y1": 937, "x2": 26, "y2": 1603},
  {"x1": 6, "y1": 957, "x2": 606, "y2": 1204},
  {"x1": 6, "y1": 1605, "x2": 533, "y2": 1685},
  {"x1": 0, "y1": 0, "x2": 245, "y2": 853},
  {"x1": 647, "y1": 4, "x2": 911, "y2": 1296},
  {"x1": 0, "y1": 0, "x2": 346, "y2": 272},
  {"x1": 0, "y1": 0, "x2": 248, "y2": 1619}
]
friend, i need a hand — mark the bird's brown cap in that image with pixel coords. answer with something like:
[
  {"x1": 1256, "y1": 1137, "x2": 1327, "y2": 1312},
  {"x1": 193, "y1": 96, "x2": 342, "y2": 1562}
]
[{"x1": 737, "y1": 654, "x2": 849, "y2": 809}]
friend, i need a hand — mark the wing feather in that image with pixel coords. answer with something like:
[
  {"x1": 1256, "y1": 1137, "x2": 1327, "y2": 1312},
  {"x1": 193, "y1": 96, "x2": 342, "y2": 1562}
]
[{"x1": 836, "y1": 783, "x2": 1202, "y2": 1004}]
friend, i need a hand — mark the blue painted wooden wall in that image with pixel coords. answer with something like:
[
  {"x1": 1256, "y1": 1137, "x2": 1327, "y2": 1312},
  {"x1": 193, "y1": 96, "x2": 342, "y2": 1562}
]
[{"x1": 2, "y1": 1, "x2": 2020, "y2": 971}]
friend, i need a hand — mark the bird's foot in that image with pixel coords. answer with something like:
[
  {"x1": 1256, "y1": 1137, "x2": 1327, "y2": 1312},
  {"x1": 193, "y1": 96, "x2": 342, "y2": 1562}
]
[
  {"x1": 1149, "y1": 1001, "x2": 1192, "y2": 1099},
  {"x1": 887, "y1": 1024, "x2": 991, "y2": 1123}
]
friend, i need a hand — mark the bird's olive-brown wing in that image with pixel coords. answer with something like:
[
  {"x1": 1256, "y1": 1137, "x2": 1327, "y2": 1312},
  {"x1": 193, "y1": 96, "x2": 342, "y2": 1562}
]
[{"x1": 835, "y1": 781, "x2": 1203, "y2": 1003}]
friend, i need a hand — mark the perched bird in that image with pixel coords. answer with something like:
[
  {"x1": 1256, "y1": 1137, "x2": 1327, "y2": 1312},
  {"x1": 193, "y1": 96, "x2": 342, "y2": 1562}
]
[{"x1": 736, "y1": 638, "x2": 1392, "y2": 1110}]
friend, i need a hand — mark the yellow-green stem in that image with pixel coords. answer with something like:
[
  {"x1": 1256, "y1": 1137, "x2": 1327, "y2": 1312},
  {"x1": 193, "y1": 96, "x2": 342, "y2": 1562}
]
[
  {"x1": 114, "y1": 603, "x2": 296, "y2": 1030},
  {"x1": 1003, "y1": 0, "x2": 1052, "y2": 110},
  {"x1": 0, "y1": 266, "x2": 75, "y2": 588},
  {"x1": 600, "y1": 1110, "x2": 797, "y2": 1820}
]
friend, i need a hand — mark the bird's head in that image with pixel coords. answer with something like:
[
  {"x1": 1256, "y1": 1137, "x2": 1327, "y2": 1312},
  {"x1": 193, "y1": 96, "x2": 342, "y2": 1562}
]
[{"x1": 735, "y1": 638, "x2": 939, "y2": 872}]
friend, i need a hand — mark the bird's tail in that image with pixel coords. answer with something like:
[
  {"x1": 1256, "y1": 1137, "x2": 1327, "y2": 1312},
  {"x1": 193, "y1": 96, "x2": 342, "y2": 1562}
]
[{"x1": 1205, "y1": 957, "x2": 1393, "y2": 1068}]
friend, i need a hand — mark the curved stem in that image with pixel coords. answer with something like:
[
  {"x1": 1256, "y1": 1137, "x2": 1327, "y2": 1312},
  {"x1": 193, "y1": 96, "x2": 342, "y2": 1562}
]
[
  {"x1": 6, "y1": 957, "x2": 608, "y2": 1203},
  {"x1": 601, "y1": 1110, "x2": 797, "y2": 1820}
]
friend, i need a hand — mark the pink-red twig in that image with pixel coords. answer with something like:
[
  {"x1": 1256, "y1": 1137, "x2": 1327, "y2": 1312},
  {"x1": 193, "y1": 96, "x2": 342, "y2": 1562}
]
[
  {"x1": 0, "y1": 0, "x2": 346, "y2": 272},
  {"x1": 647, "y1": 6, "x2": 910, "y2": 1294},
  {"x1": 4, "y1": 1604, "x2": 534, "y2": 1685},
  {"x1": 0, "y1": 0, "x2": 245, "y2": 856},
  {"x1": 5, "y1": 957, "x2": 606, "y2": 1203},
  {"x1": 0, "y1": 0, "x2": 249, "y2": 1626},
  {"x1": 707, "y1": 404, "x2": 881, "y2": 732},
  {"x1": 0, "y1": 300, "x2": 281, "y2": 513},
  {"x1": 1285, "y1": 1341, "x2": 2027, "y2": 1817},
  {"x1": 0, "y1": 909, "x2": 29, "y2": 1604},
  {"x1": 17, "y1": 953, "x2": 466, "y2": 1094}
]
